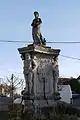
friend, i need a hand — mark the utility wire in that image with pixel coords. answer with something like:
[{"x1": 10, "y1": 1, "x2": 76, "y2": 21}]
[
  {"x1": 0, "y1": 67, "x2": 23, "y2": 75},
  {"x1": 60, "y1": 54, "x2": 80, "y2": 60},
  {"x1": 47, "y1": 41, "x2": 80, "y2": 44},
  {"x1": 0, "y1": 40, "x2": 80, "y2": 44},
  {"x1": 0, "y1": 40, "x2": 31, "y2": 43},
  {"x1": 1, "y1": 40, "x2": 80, "y2": 60}
]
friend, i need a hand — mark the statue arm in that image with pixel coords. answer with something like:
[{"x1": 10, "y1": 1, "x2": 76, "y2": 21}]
[
  {"x1": 31, "y1": 18, "x2": 42, "y2": 27},
  {"x1": 31, "y1": 20, "x2": 34, "y2": 26}
]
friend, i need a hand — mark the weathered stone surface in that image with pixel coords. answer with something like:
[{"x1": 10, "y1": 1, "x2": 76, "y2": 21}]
[
  {"x1": 18, "y1": 44, "x2": 60, "y2": 108},
  {"x1": 18, "y1": 44, "x2": 60, "y2": 55}
]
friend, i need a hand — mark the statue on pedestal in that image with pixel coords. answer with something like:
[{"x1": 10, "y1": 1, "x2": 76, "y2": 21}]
[{"x1": 31, "y1": 11, "x2": 46, "y2": 45}]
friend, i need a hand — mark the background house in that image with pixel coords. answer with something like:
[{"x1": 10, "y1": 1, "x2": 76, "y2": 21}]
[{"x1": 0, "y1": 95, "x2": 12, "y2": 111}]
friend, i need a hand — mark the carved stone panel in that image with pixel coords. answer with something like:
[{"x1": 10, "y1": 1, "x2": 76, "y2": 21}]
[{"x1": 33, "y1": 57, "x2": 54, "y2": 96}]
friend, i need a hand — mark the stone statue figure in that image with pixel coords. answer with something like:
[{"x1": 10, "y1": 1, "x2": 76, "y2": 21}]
[
  {"x1": 52, "y1": 57, "x2": 59, "y2": 92},
  {"x1": 31, "y1": 11, "x2": 46, "y2": 45}
]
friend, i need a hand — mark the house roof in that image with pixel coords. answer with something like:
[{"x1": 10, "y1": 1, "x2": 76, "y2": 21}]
[{"x1": 58, "y1": 77, "x2": 76, "y2": 84}]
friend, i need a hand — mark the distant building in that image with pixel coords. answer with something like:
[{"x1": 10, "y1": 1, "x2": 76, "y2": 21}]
[
  {"x1": 0, "y1": 95, "x2": 12, "y2": 111},
  {"x1": 58, "y1": 77, "x2": 74, "y2": 85}
]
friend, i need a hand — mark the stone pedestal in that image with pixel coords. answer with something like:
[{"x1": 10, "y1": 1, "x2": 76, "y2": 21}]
[{"x1": 18, "y1": 44, "x2": 60, "y2": 109}]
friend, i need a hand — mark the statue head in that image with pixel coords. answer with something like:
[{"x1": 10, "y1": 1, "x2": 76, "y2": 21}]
[{"x1": 34, "y1": 11, "x2": 39, "y2": 18}]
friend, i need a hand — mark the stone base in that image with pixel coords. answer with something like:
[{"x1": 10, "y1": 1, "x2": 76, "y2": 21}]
[{"x1": 18, "y1": 44, "x2": 60, "y2": 110}]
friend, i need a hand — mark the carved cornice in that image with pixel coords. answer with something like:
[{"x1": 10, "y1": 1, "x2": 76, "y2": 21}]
[{"x1": 18, "y1": 44, "x2": 60, "y2": 57}]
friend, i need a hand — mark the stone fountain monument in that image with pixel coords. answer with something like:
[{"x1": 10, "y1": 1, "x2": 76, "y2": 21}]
[{"x1": 18, "y1": 11, "x2": 60, "y2": 114}]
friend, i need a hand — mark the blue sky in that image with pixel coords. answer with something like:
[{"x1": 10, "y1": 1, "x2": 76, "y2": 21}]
[{"x1": 0, "y1": 0, "x2": 80, "y2": 79}]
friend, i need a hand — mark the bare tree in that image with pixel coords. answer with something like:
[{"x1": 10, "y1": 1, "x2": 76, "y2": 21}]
[{"x1": 0, "y1": 74, "x2": 24, "y2": 98}]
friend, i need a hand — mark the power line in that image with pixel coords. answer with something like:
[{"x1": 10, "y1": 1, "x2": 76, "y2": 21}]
[
  {"x1": 0, "y1": 40, "x2": 80, "y2": 44},
  {"x1": 0, "y1": 67, "x2": 23, "y2": 75},
  {"x1": 60, "y1": 54, "x2": 80, "y2": 60},
  {"x1": 0, "y1": 40, "x2": 80, "y2": 61},
  {"x1": 0, "y1": 40, "x2": 30, "y2": 43},
  {"x1": 47, "y1": 41, "x2": 80, "y2": 44}
]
